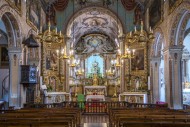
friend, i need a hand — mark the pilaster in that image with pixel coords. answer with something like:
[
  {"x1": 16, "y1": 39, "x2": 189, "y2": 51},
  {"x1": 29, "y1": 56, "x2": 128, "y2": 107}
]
[
  {"x1": 150, "y1": 57, "x2": 161, "y2": 103},
  {"x1": 163, "y1": 46, "x2": 183, "y2": 109},
  {"x1": 8, "y1": 48, "x2": 22, "y2": 108}
]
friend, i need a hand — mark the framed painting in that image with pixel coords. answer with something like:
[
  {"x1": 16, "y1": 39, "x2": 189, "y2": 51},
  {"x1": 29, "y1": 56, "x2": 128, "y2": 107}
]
[
  {"x1": 149, "y1": 0, "x2": 163, "y2": 28},
  {"x1": 26, "y1": 0, "x2": 41, "y2": 31},
  {"x1": 131, "y1": 48, "x2": 144, "y2": 71},
  {"x1": 45, "y1": 50, "x2": 58, "y2": 71},
  {"x1": 169, "y1": 0, "x2": 183, "y2": 14}
]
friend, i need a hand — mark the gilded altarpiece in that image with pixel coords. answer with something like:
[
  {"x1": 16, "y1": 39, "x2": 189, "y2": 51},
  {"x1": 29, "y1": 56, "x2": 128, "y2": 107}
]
[
  {"x1": 42, "y1": 42, "x2": 65, "y2": 92},
  {"x1": 125, "y1": 34, "x2": 148, "y2": 91}
]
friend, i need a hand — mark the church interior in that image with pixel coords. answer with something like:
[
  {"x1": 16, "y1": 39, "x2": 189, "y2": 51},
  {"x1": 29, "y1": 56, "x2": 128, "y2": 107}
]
[{"x1": 1, "y1": 0, "x2": 190, "y2": 127}]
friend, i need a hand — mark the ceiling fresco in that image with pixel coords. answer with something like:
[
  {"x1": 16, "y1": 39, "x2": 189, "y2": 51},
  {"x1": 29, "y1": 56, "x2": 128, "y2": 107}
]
[
  {"x1": 75, "y1": 34, "x2": 116, "y2": 55},
  {"x1": 66, "y1": 7, "x2": 123, "y2": 47}
]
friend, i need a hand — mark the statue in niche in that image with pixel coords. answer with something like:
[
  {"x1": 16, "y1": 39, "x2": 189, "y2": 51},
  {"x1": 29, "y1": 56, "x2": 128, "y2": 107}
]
[
  {"x1": 135, "y1": 76, "x2": 140, "y2": 91},
  {"x1": 91, "y1": 61, "x2": 100, "y2": 75}
]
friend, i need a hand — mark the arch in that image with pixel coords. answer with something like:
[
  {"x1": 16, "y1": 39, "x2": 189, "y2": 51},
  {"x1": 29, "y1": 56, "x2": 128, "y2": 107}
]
[
  {"x1": 66, "y1": 6, "x2": 124, "y2": 47},
  {"x1": 0, "y1": 4, "x2": 22, "y2": 48},
  {"x1": 150, "y1": 27, "x2": 165, "y2": 57},
  {"x1": 169, "y1": 1, "x2": 190, "y2": 46}
]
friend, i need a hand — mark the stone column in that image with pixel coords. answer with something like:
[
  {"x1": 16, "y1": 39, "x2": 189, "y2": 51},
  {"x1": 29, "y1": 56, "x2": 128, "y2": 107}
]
[
  {"x1": 164, "y1": 46, "x2": 183, "y2": 109},
  {"x1": 150, "y1": 57, "x2": 161, "y2": 103},
  {"x1": 8, "y1": 49, "x2": 22, "y2": 108}
]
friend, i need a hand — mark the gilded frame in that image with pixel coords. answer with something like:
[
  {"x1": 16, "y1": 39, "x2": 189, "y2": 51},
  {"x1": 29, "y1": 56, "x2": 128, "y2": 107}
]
[
  {"x1": 168, "y1": 0, "x2": 183, "y2": 14},
  {"x1": 130, "y1": 43, "x2": 148, "y2": 77},
  {"x1": 42, "y1": 42, "x2": 65, "y2": 91},
  {"x1": 125, "y1": 41, "x2": 148, "y2": 89}
]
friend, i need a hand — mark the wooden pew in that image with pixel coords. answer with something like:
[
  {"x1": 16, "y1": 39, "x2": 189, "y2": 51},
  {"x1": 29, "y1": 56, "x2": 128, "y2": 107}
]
[
  {"x1": 0, "y1": 107, "x2": 81, "y2": 127},
  {"x1": 109, "y1": 108, "x2": 190, "y2": 127}
]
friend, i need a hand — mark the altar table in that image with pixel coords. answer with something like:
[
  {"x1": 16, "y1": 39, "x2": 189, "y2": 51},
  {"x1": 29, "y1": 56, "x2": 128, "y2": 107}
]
[
  {"x1": 119, "y1": 92, "x2": 147, "y2": 103},
  {"x1": 86, "y1": 95, "x2": 105, "y2": 101},
  {"x1": 84, "y1": 86, "x2": 107, "y2": 96},
  {"x1": 45, "y1": 92, "x2": 71, "y2": 103}
]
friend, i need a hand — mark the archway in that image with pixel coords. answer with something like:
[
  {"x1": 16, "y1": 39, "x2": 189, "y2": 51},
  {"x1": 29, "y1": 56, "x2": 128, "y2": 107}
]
[
  {"x1": 150, "y1": 28, "x2": 166, "y2": 103},
  {"x1": 65, "y1": 6, "x2": 124, "y2": 95},
  {"x1": 0, "y1": 9, "x2": 22, "y2": 107},
  {"x1": 182, "y1": 18, "x2": 190, "y2": 105},
  {"x1": 169, "y1": 3, "x2": 190, "y2": 105}
]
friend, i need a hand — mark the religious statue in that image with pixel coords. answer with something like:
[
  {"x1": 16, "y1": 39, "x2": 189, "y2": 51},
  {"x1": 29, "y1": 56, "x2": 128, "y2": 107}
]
[
  {"x1": 135, "y1": 76, "x2": 140, "y2": 91},
  {"x1": 91, "y1": 61, "x2": 100, "y2": 75},
  {"x1": 93, "y1": 74, "x2": 98, "y2": 86}
]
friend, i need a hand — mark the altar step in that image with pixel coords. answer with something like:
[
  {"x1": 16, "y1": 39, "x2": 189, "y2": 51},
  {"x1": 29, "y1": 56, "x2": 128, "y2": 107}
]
[
  {"x1": 83, "y1": 123, "x2": 107, "y2": 127},
  {"x1": 81, "y1": 115, "x2": 109, "y2": 126}
]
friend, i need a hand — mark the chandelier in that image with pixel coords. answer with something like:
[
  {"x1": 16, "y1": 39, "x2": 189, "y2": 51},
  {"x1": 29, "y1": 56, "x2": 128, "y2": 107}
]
[
  {"x1": 36, "y1": 22, "x2": 64, "y2": 45},
  {"x1": 126, "y1": 21, "x2": 154, "y2": 44},
  {"x1": 68, "y1": 49, "x2": 79, "y2": 67},
  {"x1": 121, "y1": 48, "x2": 135, "y2": 59}
]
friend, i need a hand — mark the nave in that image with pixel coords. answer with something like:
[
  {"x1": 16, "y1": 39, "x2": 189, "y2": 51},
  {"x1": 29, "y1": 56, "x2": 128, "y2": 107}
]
[
  {"x1": 0, "y1": 102, "x2": 190, "y2": 127},
  {"x1": 1, "y1": 1, "x2": 190, "y2": 126}
]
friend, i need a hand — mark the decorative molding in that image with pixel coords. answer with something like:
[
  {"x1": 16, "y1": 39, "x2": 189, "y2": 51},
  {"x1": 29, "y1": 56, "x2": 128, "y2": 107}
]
[{"x1": 4, "y1": 0, "x2": 22, "y2": 16}]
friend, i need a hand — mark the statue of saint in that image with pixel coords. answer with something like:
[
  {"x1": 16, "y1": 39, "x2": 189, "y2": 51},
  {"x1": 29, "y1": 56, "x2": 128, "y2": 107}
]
[
  {"x1": 91, "y1": 61, "x2": 100, "y2": 75},
  {"x1": 135, "y1": 77, "x2": 140, "y2": 91},
  {"x1": 93, "y1": 74, "x2": 98, "y2": 86}
]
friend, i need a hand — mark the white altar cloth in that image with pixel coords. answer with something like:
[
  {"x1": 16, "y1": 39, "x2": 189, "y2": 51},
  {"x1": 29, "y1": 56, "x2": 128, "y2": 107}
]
[
  {"x1": 86, "y1": 95, "x2": 105, "y2": 101},
  {"x1": 45, "y1": 92, "x2": 71, "y2": 103},
  {"x1": 119, "y1": 92, "x2": 147, "y2": 103}
]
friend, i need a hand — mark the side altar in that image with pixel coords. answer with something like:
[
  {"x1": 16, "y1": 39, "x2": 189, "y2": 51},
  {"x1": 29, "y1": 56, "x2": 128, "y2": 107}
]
[{"x1": 119, "y1": 92, "x2": 148, "y2": 103}]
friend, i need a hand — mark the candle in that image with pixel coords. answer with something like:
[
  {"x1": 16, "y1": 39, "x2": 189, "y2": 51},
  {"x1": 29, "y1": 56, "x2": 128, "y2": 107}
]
[
  {"x1": 40, "y1": 26, "x2": 42, "y2": 33},
  {"x1": 130, "y1": 31, "x2": 132, "y2": 37},
  {"x1": 40, "y1": 76, "x2": 43, "y2": 86},
  {"x1": 150, "y1": 26, "x2": 152, "y2": 32},
  {"x1": 55, "y1": 27, "x2": 57, "y2": 34},
  {"x1": 141, "y1": 21, "x2": 143, "y2": 33},
  {"x1": 132, "y1": 49, "x2": 135, "y2": 55},
  {"x1": 56, "y1": 50, "x2": 59, "y2": 55},
  {"x1": 134, "y1": 26, "x2": 137, "y2": 32},
  {"x1": 61, "y1": 49, "x2": 64, "y2": 54}
]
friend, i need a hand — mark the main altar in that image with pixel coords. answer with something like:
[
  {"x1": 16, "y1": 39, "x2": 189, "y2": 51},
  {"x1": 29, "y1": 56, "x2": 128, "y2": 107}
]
[{"x1": 38, "y1": 21, "x2": 151, "y2": 104}]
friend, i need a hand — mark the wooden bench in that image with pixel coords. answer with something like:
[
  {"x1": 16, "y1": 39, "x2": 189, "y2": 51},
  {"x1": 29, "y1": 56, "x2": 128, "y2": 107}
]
[
  {"x1": 109, "y1": 108, "x2": 190, "y2": 127},
  {"x1": 0, "y1": 107, "x2": 81, "y2": 127}
]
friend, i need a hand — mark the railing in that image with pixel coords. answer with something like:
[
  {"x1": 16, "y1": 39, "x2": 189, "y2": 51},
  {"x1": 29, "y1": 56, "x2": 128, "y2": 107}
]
[
  {"x1": 2, "y1": 75, "x2": 9, "y2": 99},
  {"x1": 24, "y1": 101, "x2": 168, "y2": 114}
]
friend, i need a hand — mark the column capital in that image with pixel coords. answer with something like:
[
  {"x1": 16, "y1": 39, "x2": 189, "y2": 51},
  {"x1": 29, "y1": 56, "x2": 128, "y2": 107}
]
[
  {"x1": 163, "y1": 45, "x2": 184, "y2": 54},
  {"x1": 118, "y1": 35, "x2": 125, "y2": 42}
]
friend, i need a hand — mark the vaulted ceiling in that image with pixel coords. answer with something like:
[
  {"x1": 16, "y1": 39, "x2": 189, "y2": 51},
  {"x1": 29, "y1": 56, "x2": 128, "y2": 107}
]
[{"x1": 66, "y1": 7, "x2": 123, "y2": 47}]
